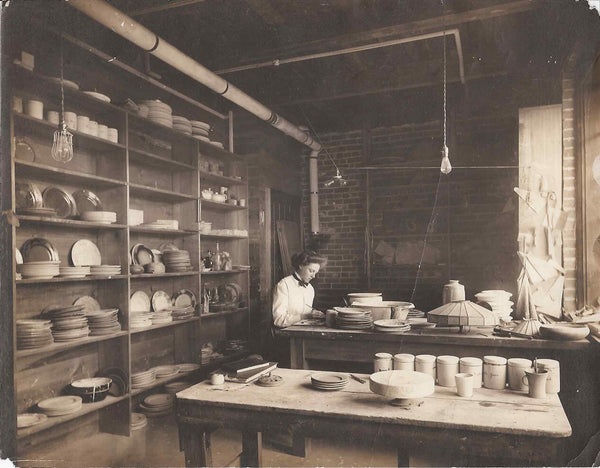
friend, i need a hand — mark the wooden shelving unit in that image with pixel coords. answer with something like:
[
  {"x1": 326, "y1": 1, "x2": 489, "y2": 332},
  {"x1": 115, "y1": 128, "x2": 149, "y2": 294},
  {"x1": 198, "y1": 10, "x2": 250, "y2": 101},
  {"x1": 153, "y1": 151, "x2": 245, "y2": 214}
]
[{"x1": 9, "y1": 32, "x2": 251, "y2": 454}]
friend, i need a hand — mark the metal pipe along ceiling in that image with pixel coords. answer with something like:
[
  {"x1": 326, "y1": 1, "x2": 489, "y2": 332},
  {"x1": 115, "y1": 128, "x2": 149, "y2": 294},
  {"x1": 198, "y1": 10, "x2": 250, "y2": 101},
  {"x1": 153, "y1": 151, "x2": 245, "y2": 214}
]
[{"x1": 68, "y1": 0, "x2": 321, "y2": 152}]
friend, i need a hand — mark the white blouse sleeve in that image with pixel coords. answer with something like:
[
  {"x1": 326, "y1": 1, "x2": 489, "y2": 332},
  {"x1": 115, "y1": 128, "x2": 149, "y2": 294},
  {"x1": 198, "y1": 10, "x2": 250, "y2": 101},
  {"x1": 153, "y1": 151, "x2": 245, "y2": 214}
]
[{"x1": 272, "y1": 279, "x2": 292, "y2": 328}]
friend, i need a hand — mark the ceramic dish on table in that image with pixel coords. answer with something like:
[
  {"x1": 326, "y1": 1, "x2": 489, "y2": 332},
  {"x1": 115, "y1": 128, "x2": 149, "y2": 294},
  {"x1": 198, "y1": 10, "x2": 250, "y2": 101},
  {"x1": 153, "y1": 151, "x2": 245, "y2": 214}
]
[
  {"x1": 311, "y1": 373, "x2": 349, "y2": 391},
  {"x1": 539, "y1": 323, "x2": 590, "y2": 341},
  {"x1": 373, "y1": 319, "x2": 411, "y2": 333}
]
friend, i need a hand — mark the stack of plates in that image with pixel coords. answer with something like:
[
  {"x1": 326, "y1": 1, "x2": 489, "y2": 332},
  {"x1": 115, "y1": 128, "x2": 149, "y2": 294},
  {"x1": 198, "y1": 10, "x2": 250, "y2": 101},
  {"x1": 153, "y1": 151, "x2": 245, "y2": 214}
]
[
  {"x1": 334, "y1": 307, "x2": 373, "y2": 330},
  {"x1": 311, "y1": 373, "x2": 349, "y2": 391},
  {"x1": 162, "y1": 250, "x2": 192, "y2": 272},
  {"x1": 38, "y1": 396, "x2": 82, "y2": 416},
  {"x1": 19, "y1": 261, "x2": 60, "y2": 279},
  {"x1": 139, "y1": 393, "x2": 174, "y2": 417},
  {"x1": 171, "y1": 305, "x2": 194, "y2": 321},
  {"x1": 407, "y1": 309, "x2": 426, "y2": 319},
  {"x1": 59, "y1": 266, "x2": 90, "y2": 279},
  {"x1": 172, "y1": 116, "x2": 192, "y2": 135},
  {"x1": 130, "y1": 311, "x2": 153, "y2": 329},
  {"x1": 373, "y1": 319, "x2": 411, "y2": 333},
  {"x1": 190, "y1": 120, "x2": 210, "y2": 139},
  {"x1": 152, "y1": 309, "x2": 173, "y2": 325},
  {"x1": 131, "y1": 369, "x2": 156, "y2": 389},
  {"x1": 178, "y1": 363, "x2": 201, "y2": 373},
  {"x1": 475, "y1": 290, "x2": 513, "y2": 322},
  {"x1": 152, "y1": 365, "x2": 180, "y2": 380},
  {"x1": 142, "y1": 100, "x2": 173, "y2": 128},
  {"x1": 80, "y1": 211, "x2": 117, "y2": 224},
  {"x1": 131, "y1": 412, "x2": 148, "y2": 431},
  {"x1": 16, "y1": 319, "x2": 53, "y2": 350},
  {"x1": 42, "y1": 186, "x2": 77, "y2": 219},
  {"x1": 19, "y1": 207, "x2": 57, "y2": 217},
  {"x1": 86, "y1": 308, "x2": 121, "y2": 336},
  {"x1": 51, "y1": 313, "x2": 90, "y2": 342},
  {"x1": 90, "y1": 265, "x2": 121, "y2": 276},
  {"x1": 210, "y1": 141, "x2": 224, "y2": 149},
  {"x1": 164, "y1": 380, "x2": 191, "y2": 394},
  {"x1": 140, "y1": 219, "x2": 179, "y2": 230}
]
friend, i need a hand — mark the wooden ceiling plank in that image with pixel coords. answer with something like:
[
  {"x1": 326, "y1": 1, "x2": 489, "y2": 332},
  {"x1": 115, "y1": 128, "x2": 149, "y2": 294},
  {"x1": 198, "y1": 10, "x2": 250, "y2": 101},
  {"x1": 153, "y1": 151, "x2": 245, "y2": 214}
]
[
  {"x1": 225, "y1": 0, "x2": 540, "y2": 66},
  {"x1": 127, "y1": 0, "x2": 207, "y2": 17},
  {"x1": 246, "y1": 0, "x2": 286, "y2": 26}
]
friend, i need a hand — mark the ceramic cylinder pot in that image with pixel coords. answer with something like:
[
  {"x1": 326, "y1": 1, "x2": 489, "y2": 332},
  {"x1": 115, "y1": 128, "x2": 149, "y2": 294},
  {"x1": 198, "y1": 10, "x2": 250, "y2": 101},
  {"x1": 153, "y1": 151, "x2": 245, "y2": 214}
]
[
  {"x1": 536, "y1": 359, "x2": 560, "y2": 394},
  {"x1": 483, "y1": 355, "x2": 507, "y2": 390},
  {"x1": 437, "y1": 355, "x2": 459, "y2": 387},
  {"x1": 373, "y1": 352, "x2": 393, "y2": 372},
  {"x1": 26, "y1": 99, "x2": 43, "y2": 119},
  {"x1": 507, "y1": 358, "x2": 532, "y2": 391},
  {"x1": 442, "y1": 280, "x2": 465, "y2": 304},
  {"x1": 393, "y1": 353, "x2": 415, "y2": 371},
  {"x1": 77, "y1": 115, "x2": 90, "y2": 134},
  {"x1": 459, "y1": 357, "x2": 483, "y2": 388},
  {"x1": 64, "y1": 112, "x2": 77, "y2": 130},
  {"x1": 107, "y1": 128, "x2": 118, "y2": 143},
  {"x1": 415, "y1": 354, "x2": 436, "y2": 380}
]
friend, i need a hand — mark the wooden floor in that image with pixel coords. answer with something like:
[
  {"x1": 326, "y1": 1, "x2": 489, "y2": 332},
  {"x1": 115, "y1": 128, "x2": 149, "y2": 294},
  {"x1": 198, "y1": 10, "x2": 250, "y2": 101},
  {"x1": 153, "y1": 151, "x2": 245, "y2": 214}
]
[{"x1": 15, "y1": 412, "x2": 455, "y2": 467}]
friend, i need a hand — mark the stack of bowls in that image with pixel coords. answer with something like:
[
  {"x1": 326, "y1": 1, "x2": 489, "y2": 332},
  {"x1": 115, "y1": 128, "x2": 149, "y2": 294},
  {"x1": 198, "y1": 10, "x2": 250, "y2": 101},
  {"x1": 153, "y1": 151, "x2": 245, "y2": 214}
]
[
  {"x1": 19, "y1": 261, "x2": 60, "y2": 279},
  {"x1": 142, "y1": 100, "x2": 173, "y2": 127},
  {"x1": 69, "y1": 377, "x2": 112, "y2": 403},
  {"x1": 475, "y1": 290, "x2": 513, "y2": 322},
  {"x1": 16, "y1": 319, "x2": 53, "y2": 350},
  {"x1": 131, "y1": 369, "x2": 156, "y2": 389},
  {"x1": 139, "y1": 393, "x2": 174, "y2": 417},
  {"x1": 86, "y1": 308, "x2": 121, "y2": 336},
  {"x1": 334, "y1": 307, "x2": 373, "y2": 330},
  {"x1": 162, "y1": 250, "x2": 192, "y2": 272},
  {"x1": 346, "y1": 292, "x2": 382, "y2": 305},
  {"x1": 80, "y1": 211, "x2": 117, "y2": 224},
  {"x1": 172, "y1": 116, "x2": 192, "y2": 135},
  {"x1": 190, "y1": 120, "x2": 210, "y2": 141}
]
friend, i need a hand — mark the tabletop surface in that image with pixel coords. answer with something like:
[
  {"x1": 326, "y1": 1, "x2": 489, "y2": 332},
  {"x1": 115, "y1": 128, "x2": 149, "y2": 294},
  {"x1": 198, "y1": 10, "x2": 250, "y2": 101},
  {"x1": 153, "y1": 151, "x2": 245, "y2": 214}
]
[
  {"x1": 277, "y1": 325, "x2": 592, "y2": 350},
  {"x1": 177, "y1": 368, "x2": 572, "y2": 438}
]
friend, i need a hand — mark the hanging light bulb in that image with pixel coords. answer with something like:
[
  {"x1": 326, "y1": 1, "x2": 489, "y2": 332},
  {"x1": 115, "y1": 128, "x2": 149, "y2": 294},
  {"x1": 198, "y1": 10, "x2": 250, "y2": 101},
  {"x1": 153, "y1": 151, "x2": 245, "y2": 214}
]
[
  {"x1": 51, "y1": 7, "x2": 73, "y2": 163},
  {"x1": 324, "y1": 167, "x2": 347, "y2": 187},
  {"x1": 441, "y1": 144, "x2": 452, "y2": 174},
  {"x1": 52, "y1": 122, "x2": 73, "y2": 163}
]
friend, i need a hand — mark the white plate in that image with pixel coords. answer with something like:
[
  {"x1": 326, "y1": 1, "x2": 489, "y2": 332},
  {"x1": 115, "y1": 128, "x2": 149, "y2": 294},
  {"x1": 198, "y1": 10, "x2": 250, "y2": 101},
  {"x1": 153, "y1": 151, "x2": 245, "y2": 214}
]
[
  {"x1": 73, "y1": 295, "x2": 101, "y2": 312},
  {"x1": 152, "y1": 290, "x2": 172, "y2": 312},
  {"x1": 70, "y1": 239, "x2": 102, "y2": 266},
  {"x1": 131, "y1": 291, "x2": 151, "y2": 312},
  {"x1": 83, "y1": 91, "x2": 111, "y2": 103}
]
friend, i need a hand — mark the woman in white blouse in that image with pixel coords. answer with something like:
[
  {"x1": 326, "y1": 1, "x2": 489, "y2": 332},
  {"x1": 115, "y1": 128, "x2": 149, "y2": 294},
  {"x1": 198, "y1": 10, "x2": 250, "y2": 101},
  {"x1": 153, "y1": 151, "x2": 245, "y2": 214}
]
[{"x1": 272, "y1": 250, "x2": 326, "y2": 328}]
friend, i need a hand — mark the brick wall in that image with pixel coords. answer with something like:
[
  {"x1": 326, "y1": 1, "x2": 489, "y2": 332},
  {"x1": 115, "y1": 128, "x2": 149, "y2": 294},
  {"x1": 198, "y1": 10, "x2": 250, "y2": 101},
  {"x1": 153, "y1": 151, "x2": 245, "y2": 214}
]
[{"x1": 301, "y1": 118, "x2": 519, "y2": 312}]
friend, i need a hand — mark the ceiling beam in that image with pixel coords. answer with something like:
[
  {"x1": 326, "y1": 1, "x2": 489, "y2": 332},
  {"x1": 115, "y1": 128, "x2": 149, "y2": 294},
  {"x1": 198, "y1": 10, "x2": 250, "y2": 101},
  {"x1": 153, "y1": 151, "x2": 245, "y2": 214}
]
[
  {"x1": 214, "y1": 0, "x2": 541, "y2": 68},
  {"x1": 127, "y1": 0, "x2": 206, "y2": 17},
  {"x1": 246, "y1": 0, "x2": 285, "y2": 26}
]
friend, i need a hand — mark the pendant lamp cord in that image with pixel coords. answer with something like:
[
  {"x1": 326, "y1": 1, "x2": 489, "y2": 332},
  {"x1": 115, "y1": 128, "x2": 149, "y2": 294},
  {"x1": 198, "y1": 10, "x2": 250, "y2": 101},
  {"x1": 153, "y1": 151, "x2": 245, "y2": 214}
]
[
  {"x1": 59, "y1": 2, "x2": 65, "y2": 124},
  {"x1": 442, "y1": 0, "x2": 447, "y2": 150}
]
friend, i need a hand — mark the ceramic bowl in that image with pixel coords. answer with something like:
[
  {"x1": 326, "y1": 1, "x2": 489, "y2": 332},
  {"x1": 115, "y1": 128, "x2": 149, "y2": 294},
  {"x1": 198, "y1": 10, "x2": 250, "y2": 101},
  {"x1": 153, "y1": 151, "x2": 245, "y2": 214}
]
[
  {"x1": 201, "y1": 191, "x2": 212, "y2": 200},
  {"x1": 212, "y1": 193, "x2": 226, "y2": 203},
  {"x1": 539, "y1": 323, "x2": 590, "y2": 341}
]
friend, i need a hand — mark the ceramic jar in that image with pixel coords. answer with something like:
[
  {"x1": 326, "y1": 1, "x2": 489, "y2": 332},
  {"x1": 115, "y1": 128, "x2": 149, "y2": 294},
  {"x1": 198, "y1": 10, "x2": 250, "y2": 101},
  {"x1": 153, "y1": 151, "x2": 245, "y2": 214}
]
[
  {"x1": 507, "y1": 358, "x2": 532, "y2": 391},
  {"x1": 373, "y1": 352, "x2": 393, "y2": 372},
  {"x1": 442, "y1": 280, "x2": 465, "y2": 304},
  {"x1": 77, "y1": 115, "x2": 90, "y2": 134},
  {"x1": 107, "y1": 128, "x2": 119, "y2": 143},
  {"x1": 415, "y1": 354, "x2": 436, "y2": 380},
  {"x1": 88, "y1": 120, "x2": 99, "y2": 137},
  {"x1": 64, "y1": 112, "x2": 77, "y2": 130},
  {"x1": 459, "y1": 357, "x2": 483, "y2": 388},
  {"x1": 437, "y1": 355, "x2": 459, "y2": 387},
  {"x1": 46, "y1": 110, "x2": 59, "y2": 125},
  {"x1": 536, "y1": 359, "x2": 560, "y2": 394},
  {"x1": 98, "y1": 124, "x2": 108, "y2": 140},
  {"x1": 483, "y1": 355, "x2": 507, "y2": 390},
  {"x1": 393, "y1": 353, "x2": 415, "y2": 371},
  {"x1": 26, "y1": 99, "x2": 43, "y2": 119}
]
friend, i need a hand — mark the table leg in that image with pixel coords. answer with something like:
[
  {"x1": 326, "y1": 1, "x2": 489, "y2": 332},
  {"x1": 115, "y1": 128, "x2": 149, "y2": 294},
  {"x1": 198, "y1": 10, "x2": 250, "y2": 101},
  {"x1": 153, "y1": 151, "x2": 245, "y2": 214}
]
[
  {"x1": 397, "y1": 446, "x2": 409, "y2": 467},
  {"x1": 290, "y1": 337, "x2": 307, "y2": 369},
  {"x1": 241, "y1": 431, "x2": 262, "y2": 467},
  {"x1": 180, "y1": 423, "x2": 213, "y2": 467}
]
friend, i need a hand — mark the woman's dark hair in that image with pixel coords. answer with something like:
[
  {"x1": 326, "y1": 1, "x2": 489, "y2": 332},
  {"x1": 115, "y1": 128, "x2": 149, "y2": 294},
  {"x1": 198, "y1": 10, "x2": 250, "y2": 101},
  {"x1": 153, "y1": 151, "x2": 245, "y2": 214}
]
[{"x1": 291, "y1": 250, "x2": 327, "y2": 269}]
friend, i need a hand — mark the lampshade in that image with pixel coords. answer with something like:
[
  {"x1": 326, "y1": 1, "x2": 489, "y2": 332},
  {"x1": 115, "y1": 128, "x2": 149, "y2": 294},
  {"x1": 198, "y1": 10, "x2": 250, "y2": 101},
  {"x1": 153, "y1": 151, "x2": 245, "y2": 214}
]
[{"x1": 427, "y1": 300, "x2": 499, "y2": 327}]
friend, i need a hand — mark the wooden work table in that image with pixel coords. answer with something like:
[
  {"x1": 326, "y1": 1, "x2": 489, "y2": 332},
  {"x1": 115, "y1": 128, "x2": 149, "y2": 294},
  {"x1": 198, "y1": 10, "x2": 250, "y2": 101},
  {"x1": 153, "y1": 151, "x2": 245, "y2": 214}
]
[
  {"x1": 276, "y1": 325, "x2": 598, "y2": 461},
  {"x1": 176, "y1": 368, "x2": 572, "y2": 467}
]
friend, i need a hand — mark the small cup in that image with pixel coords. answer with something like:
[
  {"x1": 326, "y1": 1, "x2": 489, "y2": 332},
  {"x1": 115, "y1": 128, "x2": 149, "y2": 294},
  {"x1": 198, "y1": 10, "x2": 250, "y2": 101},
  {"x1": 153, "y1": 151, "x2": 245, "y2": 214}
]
[
  {"x1": 459, "y1": 357, "x2": 483, "y2": 388},
  {"x1": 26, "y1": 99, "x2": 43, "y2": 119},
  {"x1": 46, "y1": 110, "x2": 59, "y2": 125},
  {"x1": 374, "y1": 352, "x2": 393, "y2": 372},
  {"x1": 98, "y1": 124, "x2": 108, "y2": 140},
  {"x1": 524, "y1": 370, "x2": 548, "y2": 399},
  {"x1": 107, "y1": 128, "x2": 118, "y2": 143},
  {"x1": 455, "y1": 373, "x2": 474, "y2": 397},
  {"x1": 239, "y1": 198, "x2": 246, "y2": 207},
  {"x1": 64, "y1": 111, "x2": 77, "y2": 130},
  {"x1": 12, "y1": 96, "x2": 23, "y2": 113},
  {"x1": 88, "y1": 120, "x2": 99, "y2": 137},
  {"x1": 210, "y1": 373, "x2": 224, "y2": 385},
  {"x1": 325, "y1": 309, "x2": 337, "y2": 328},
  {"x1": 77, "y1": 115, "x2": 90, "y2": 134}
]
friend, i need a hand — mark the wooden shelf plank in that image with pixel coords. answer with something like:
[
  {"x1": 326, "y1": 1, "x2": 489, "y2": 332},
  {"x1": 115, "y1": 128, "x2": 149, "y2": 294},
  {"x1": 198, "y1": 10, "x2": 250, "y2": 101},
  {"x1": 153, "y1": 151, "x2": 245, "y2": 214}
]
[
  {"x1": 17, "y1": 215, "x2": 126, "y2": 230},
  {"x1": 201, "y1": 199, "x2": 247, "y2": 211},
  {"x1": 200, "y1": 233, "x2": 248, "y2": 240},
  {"x1": 17, "y1": 274, "x2": 127, "y2": 285},
  {"x1": 17, "y1": 394, "x2": 128, "y2": 439},
  {"x1": 199, "y1": 170, "x2": 246, "y2": 186},
  {"x1": 16, "y1": 331, "x2": 128, "y2": 358},
  {"x1": 129, "y1": 226, "x2": 197, "y2": 236},
  {"x1": 201, "y1": 270, "x2": 247, "y2": 276},
  {"x1": 13, "y1": 113, "x2": 126, "y2": 153},
  {"x1": 15, "y1": 160, "x2": 126, "y2": 188},
  {"x1": 130, "y1": 271, "x2": 199, "y2": 279},
  {"x1": 129, "y1": 147, "x2": 196, "y2": 171},
  {"x1": 201, "y1": 307, "x2": 249, "y2": 319},
  {"x1": 130, "y1": 316, "x2": 199, "y2": 334},
  {"x1": 129, "y1": 183, "x2": 196, "y2": 202}
]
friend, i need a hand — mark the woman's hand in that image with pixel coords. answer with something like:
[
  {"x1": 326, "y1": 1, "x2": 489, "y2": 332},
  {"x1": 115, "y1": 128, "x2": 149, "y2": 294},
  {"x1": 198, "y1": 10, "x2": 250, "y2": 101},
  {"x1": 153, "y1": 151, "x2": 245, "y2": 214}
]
[{"x1": 311, "y1": 309, "x2": 325, "y2": 319}]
